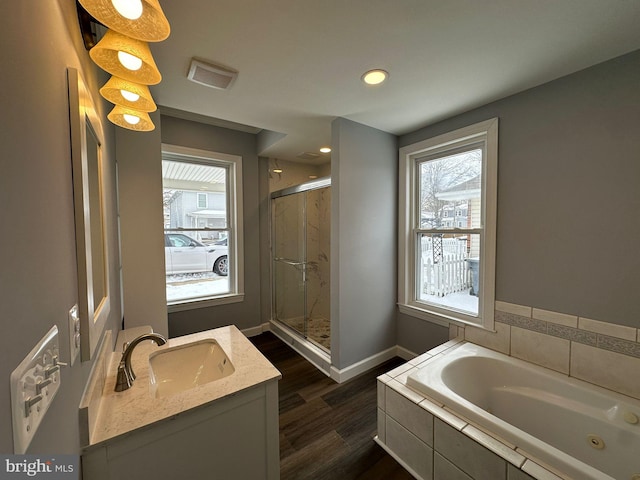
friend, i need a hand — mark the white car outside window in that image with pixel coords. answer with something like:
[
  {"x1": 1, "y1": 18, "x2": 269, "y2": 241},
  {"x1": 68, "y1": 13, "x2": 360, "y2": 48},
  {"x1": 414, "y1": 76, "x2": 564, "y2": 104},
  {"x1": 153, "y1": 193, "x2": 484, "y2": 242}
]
[{"x1": 164, "y1": 233, "x2": 228, "y2": 276}]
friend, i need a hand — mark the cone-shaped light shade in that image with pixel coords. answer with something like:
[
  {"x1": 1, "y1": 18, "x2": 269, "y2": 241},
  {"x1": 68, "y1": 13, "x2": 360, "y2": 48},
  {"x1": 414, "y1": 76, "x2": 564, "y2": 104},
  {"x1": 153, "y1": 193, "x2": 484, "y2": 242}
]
[
  {"x1": 78, "y1": 0, "x2": 170, "y2": 42},
  {"x1": 108, "y1": 105, "x2": 155, "y2": 131},
  {"x1": 90, "y1": 30, "x2": 161, "y2": 85},
  {"x1": 100, "y1": 76, "x2": 157, "y2": 112}
]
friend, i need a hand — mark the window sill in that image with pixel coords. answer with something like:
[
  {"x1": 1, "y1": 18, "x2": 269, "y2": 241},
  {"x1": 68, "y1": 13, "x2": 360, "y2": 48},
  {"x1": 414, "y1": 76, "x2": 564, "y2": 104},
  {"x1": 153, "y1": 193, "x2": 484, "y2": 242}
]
[
  {"x1": 168, "y1": 293, "x2": 244, "y2": 313},
  {"x1": 398, "y1": 303, "x2": 494, "y2": 331}
]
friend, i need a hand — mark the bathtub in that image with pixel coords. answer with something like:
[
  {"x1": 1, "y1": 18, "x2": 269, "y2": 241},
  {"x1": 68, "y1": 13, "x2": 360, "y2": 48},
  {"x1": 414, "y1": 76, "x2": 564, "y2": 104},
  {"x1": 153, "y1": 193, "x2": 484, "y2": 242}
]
[{"x1": 406, "y1": 342, "x2": 640, "y2": 480}]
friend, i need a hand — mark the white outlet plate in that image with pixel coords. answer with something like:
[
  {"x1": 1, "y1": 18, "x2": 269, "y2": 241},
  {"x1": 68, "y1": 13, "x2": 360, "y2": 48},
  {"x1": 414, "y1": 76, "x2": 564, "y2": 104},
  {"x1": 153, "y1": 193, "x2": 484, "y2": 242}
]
[
  {"x1": 69, "y1": 304, "x2": 80, "y2": 365},
  {"x1": 10, "y1": 325, "x2": 62, "y2": 454}
]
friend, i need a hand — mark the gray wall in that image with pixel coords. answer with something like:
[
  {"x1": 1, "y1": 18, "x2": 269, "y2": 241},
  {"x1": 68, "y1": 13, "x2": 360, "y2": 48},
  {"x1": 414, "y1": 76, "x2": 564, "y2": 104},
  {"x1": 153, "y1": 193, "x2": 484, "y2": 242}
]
[
  {"x1": 161, "y1": 115, "x2": 263, "y2": 336},
  {"x1": 331, "y1": 118, "x2": 398, "y2": 369},
  {"x1": 258, "y1": 157, "x2": 272, "y2": 327},
  {"x1": 0, "y1": 0, "x2": 121, "y2": 453},
  {"x1": 397, "y1": 316, "x2": 449, "y2": 356},
  {"x1": 400, "y1": 49, "x2": 640, "y2": 330},
  {"x1": 117, "y1": 112, "x2": 168, "y2": 337}
]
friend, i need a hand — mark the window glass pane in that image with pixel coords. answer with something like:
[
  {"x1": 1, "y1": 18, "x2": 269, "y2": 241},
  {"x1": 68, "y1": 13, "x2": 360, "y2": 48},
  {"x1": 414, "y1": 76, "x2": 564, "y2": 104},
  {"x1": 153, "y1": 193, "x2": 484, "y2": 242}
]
[
  {"x1": 197, "y1": 192, "x2": 208, "y2": 209},
  {"x1": 417, "y1": 233, "x2": 480, "y2": 316},
  {"x1": 162, "y1": 159, "x2": 230, "y2": 303},
  {"x1": 163, "y1": 229, "x2": 230, "y2": 302},
  {"x1": 162, "y1": 160, "x2": 228, "y2": 230},
  {"x1": 418, "y1": 149, "x2": 482, "y2": 230}
]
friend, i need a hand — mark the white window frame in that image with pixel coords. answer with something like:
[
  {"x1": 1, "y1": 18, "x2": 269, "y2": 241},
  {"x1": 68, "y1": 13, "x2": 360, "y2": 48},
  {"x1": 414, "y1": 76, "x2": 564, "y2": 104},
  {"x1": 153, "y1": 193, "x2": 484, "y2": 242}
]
[
  {"x1": 162, "y1": 144, "x2": 244, "y2": 312},
  {"x1": 398, "y1": 118, "x2": 498, "y2": 330}
]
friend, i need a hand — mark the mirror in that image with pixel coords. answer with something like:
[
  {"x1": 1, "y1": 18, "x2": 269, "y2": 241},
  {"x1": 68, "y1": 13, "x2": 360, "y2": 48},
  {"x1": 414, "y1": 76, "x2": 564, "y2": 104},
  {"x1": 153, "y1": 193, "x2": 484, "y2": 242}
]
[{"x1": 68, "y1": 68, "x2": 110, "y2": 361}]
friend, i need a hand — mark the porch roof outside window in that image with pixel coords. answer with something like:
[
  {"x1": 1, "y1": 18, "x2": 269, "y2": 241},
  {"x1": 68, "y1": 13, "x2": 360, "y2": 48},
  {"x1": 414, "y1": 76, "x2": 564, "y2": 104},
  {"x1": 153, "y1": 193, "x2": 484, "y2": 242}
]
[{"x1": 187, "y1": 209, "x2": 226, "y2": 219}]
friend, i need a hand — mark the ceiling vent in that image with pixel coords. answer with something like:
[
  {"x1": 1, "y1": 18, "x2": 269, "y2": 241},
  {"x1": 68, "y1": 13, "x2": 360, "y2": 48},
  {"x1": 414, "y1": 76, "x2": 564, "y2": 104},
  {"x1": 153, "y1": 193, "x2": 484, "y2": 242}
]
[
  {"x1": 297, "y1": 152, "x2": 321, "y2": 161},
  {"x1": 187, "y1": 58, "x2": 238, "y2": 90}
]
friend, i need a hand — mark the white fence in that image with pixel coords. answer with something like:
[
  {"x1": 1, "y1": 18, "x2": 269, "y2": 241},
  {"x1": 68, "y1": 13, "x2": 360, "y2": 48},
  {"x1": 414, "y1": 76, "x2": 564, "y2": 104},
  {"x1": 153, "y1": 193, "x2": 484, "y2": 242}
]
[{"x1": 421, "y1": 237, "x2": 470, "y2": 297}]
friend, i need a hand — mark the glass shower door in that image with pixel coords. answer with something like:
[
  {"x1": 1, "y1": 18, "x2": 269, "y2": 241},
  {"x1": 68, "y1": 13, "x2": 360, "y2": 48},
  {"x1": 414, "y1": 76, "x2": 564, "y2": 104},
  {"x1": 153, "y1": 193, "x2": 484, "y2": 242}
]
[
  {"x1": 304, "y1": 186, "x2": 331, "y2": 349},
  {"x1": 272, "y1": 193, "x2": 307, "y2": 336}
]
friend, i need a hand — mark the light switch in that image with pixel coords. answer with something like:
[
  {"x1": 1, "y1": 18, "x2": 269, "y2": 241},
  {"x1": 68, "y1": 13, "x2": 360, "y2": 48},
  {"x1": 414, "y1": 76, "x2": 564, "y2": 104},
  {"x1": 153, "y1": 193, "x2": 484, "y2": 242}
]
[{"x1": 10, "y1": 326, "x2": 63, "y2": 453}]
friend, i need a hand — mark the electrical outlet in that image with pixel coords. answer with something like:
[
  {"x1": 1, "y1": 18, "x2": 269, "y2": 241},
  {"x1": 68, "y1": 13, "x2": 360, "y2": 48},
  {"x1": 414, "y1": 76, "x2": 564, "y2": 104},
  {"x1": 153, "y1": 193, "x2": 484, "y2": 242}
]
[
  {"x1": 69, "y1": 304, "x2": 80, "y2": 365},
  {"x1": 10, "y1": 326, "x2": 63, "y2": 454}
]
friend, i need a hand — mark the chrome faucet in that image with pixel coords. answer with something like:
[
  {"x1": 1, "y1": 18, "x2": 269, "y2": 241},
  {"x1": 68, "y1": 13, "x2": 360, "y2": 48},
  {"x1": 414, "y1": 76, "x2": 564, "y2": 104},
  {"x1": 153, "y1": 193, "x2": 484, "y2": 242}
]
[{"x1": 115, "y1": 333, "x2": 167, "y2": 392}]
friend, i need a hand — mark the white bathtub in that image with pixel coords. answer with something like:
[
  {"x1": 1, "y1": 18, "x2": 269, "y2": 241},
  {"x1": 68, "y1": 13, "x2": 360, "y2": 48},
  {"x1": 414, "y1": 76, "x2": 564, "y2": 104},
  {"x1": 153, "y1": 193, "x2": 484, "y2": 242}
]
[{"x1": 407, "y1": 342, "x2": 640, "y2": 480}]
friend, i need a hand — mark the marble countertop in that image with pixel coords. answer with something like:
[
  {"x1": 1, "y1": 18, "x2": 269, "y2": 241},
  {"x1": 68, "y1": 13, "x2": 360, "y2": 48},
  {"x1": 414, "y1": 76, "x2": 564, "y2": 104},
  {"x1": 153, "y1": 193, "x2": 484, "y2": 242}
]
[{"x1": 86, "y1": 325, "x2": 281, "y2": 447}]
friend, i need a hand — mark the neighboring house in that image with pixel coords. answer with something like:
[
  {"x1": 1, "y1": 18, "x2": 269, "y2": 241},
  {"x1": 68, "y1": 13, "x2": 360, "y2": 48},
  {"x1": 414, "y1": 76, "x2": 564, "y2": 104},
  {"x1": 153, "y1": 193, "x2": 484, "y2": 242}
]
[
  {"x1": 166, "y1": 190, "x2": 226, "y2": 242},
  {"x1": 436, "y1": 175, "x2": 481, "y2": 258},
  {"x1": 441, "y1": 203, "x2": 469, "y2": 229},
  {"x1": 162, "y1": 160, "x2": 229, "y2": 243}
]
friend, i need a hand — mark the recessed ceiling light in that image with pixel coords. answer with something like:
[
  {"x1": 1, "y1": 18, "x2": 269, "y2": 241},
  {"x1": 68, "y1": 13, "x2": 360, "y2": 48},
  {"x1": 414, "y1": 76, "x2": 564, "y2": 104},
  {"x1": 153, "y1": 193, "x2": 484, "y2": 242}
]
[
  {"x1": 320, "y1": 147, "x2": 331, "y2": 153},
  {"x1": 362, "y1": 69, "x2": 388, "y2": 85},
  {"x1": 273, "y1": 169, "x2": 283, "y2": 174}
]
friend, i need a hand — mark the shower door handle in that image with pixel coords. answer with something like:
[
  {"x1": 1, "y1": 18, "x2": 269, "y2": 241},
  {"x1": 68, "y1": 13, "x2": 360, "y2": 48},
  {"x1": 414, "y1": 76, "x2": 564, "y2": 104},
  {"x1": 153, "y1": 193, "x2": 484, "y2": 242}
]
[
  {"x1": 274, "y1": 258, "x2": 307, "y2": 280},
  {"x1": 274, "y1": 258, "x2": 306, "y2": 267}
]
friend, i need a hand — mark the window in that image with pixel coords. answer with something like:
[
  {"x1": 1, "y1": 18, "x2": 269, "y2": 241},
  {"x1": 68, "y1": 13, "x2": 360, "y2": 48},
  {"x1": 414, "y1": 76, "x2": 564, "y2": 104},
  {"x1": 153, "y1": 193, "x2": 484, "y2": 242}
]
[
  {"x1": 162, "y1": 144, "x2": 244, "y2": 311},
  {"x1": 197, "y1": 192, "x2": 208, "y2": 209},
  {"x1": 398, "y1": 118, "x2": 497, "y2": 329}
]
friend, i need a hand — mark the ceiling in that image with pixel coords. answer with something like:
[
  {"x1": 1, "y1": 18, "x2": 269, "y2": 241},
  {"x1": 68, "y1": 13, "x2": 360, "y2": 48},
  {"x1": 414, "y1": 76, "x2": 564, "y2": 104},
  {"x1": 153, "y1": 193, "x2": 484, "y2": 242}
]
[{"x1": 149, "y1": 0, "x2": 640, "y2": 164}]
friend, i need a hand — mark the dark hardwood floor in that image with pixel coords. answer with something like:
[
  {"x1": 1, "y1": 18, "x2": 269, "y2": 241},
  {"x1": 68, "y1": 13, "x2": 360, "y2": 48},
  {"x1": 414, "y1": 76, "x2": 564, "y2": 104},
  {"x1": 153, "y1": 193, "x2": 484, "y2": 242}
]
[{"x1": 250, "y1": 332, "x2": 415, "y2": 480}]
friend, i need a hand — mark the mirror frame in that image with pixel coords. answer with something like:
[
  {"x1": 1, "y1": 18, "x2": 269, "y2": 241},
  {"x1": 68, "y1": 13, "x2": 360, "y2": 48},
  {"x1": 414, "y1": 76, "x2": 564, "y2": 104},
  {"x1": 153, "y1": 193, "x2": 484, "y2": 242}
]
[{"x1": 68, "y1": 67, "x2": 111, "y2": 362}]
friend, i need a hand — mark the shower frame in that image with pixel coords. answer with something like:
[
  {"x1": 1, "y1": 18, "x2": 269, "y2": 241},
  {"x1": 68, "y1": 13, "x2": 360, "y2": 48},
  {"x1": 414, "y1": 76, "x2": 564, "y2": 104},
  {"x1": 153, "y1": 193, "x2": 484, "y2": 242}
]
[{"x1": 270, "y1": 177, "x2": 331, "y2": 359}]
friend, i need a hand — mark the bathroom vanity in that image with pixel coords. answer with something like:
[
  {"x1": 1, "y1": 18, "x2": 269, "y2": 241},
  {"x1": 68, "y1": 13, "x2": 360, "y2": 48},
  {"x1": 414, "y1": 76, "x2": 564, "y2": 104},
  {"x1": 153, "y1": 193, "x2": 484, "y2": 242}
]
[{"x1": 80, "y1": 326, "x2": 281, "y2": 480}]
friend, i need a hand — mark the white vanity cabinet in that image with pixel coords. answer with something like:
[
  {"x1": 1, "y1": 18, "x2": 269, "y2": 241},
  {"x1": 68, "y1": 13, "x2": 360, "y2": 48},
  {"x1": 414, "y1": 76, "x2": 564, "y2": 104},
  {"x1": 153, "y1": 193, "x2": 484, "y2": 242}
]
[
  {"x1": 80, "y1": 326, "x2": 281, "y2": 480},
  {"x1": 82, "y1": 380, "x2": 279, "y2": 480}
]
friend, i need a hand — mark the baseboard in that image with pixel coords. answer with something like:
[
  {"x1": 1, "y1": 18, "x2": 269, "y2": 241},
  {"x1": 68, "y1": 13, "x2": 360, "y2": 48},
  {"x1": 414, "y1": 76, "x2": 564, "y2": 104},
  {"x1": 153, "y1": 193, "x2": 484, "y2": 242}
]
[
  {"x1": 268, "y1": 321, "x2": 332, "y2": 377},
  {"x1": 249, "y1": 322, "x2": 421, "y2": 383},
  {"x1": 396, "y1": 345, "x2": 417, "y2": 361},
  {"x1": 329, "y1": 346, "x2": 399, "y2": 383},
  {"x1": 240, "y1": 322, "x2": 271, "y2": 338}
]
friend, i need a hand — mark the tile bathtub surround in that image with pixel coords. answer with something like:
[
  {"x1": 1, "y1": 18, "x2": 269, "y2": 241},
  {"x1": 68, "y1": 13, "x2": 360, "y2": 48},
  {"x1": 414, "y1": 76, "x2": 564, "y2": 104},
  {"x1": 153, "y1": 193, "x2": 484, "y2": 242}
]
[
  {"x1": 462, "y1": 301, "x2": 640, "y2": 400},
  {"x1": 376, "y1": 340, "x2": 564, "y2": 480},
  {"x1": 570, "y1": 342, "x2": 640, "y2": 400},
  {"x1": 495, "y1": 301, "x2": 640, "y2": 354},
  {"x1": 510, "y1": 327, "x2": 570, "y2": 375},
  {"x1": 434, "y1": 420, "x2": 507, "y2": 480}
]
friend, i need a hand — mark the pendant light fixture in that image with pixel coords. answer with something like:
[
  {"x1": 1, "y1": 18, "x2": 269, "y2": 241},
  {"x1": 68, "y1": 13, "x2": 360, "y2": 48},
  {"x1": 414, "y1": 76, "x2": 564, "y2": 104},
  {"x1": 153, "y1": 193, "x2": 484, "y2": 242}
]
[
  {"x1": 99, "y1": 76, "x2": 157, "y2": 112},
  {"x1": 77, "y1": 0, "x2": 170, "y2": 131},
  {"x1": 90, "y1": 29, "x2": 162, "y2": 85},
  {"x1": 77, "y1": 0, "x2": 170, "y2": 42},
  {"x1": 107, "y1": 105, "x2": 155, "y2": 131}
]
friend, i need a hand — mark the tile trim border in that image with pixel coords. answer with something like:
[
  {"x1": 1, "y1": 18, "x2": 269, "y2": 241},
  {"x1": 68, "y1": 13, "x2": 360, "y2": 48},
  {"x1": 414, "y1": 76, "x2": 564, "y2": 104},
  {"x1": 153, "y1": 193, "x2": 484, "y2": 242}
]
[{"x1": 494, "y1": 303, "x2": 640, "y2": 359}]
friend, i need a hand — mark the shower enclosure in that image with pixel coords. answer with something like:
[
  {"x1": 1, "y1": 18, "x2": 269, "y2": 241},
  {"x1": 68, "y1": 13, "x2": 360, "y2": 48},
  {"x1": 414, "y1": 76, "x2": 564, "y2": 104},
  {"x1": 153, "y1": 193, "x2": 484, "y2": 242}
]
[{"x1": 271, "y1": 178, "x2": 331, "y2": 351}]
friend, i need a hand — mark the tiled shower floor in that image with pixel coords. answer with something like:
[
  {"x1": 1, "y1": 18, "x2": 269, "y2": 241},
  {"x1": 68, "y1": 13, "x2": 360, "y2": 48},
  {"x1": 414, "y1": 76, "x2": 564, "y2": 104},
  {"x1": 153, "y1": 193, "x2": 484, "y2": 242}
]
[{"x1": 281, "y1": 316, "x2": 330, "y2": 350}]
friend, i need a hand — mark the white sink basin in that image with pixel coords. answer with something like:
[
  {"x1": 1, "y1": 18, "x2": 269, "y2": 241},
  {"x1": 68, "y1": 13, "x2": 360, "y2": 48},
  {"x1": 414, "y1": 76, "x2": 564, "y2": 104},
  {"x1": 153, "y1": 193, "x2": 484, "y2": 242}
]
[{"x1": 149, "y1": 339, "x2": 235, "y2": 398}]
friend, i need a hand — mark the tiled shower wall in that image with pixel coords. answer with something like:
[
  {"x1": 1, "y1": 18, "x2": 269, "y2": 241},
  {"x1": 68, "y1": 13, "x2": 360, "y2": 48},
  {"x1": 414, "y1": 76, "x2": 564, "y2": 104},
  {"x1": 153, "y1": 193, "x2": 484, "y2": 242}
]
[
  {"x1": 456, "y1": 301, "x2": 640, "y2": 400},
  {"x1": 305, "y1": 187, "x2": 331, "y2": 322}
]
